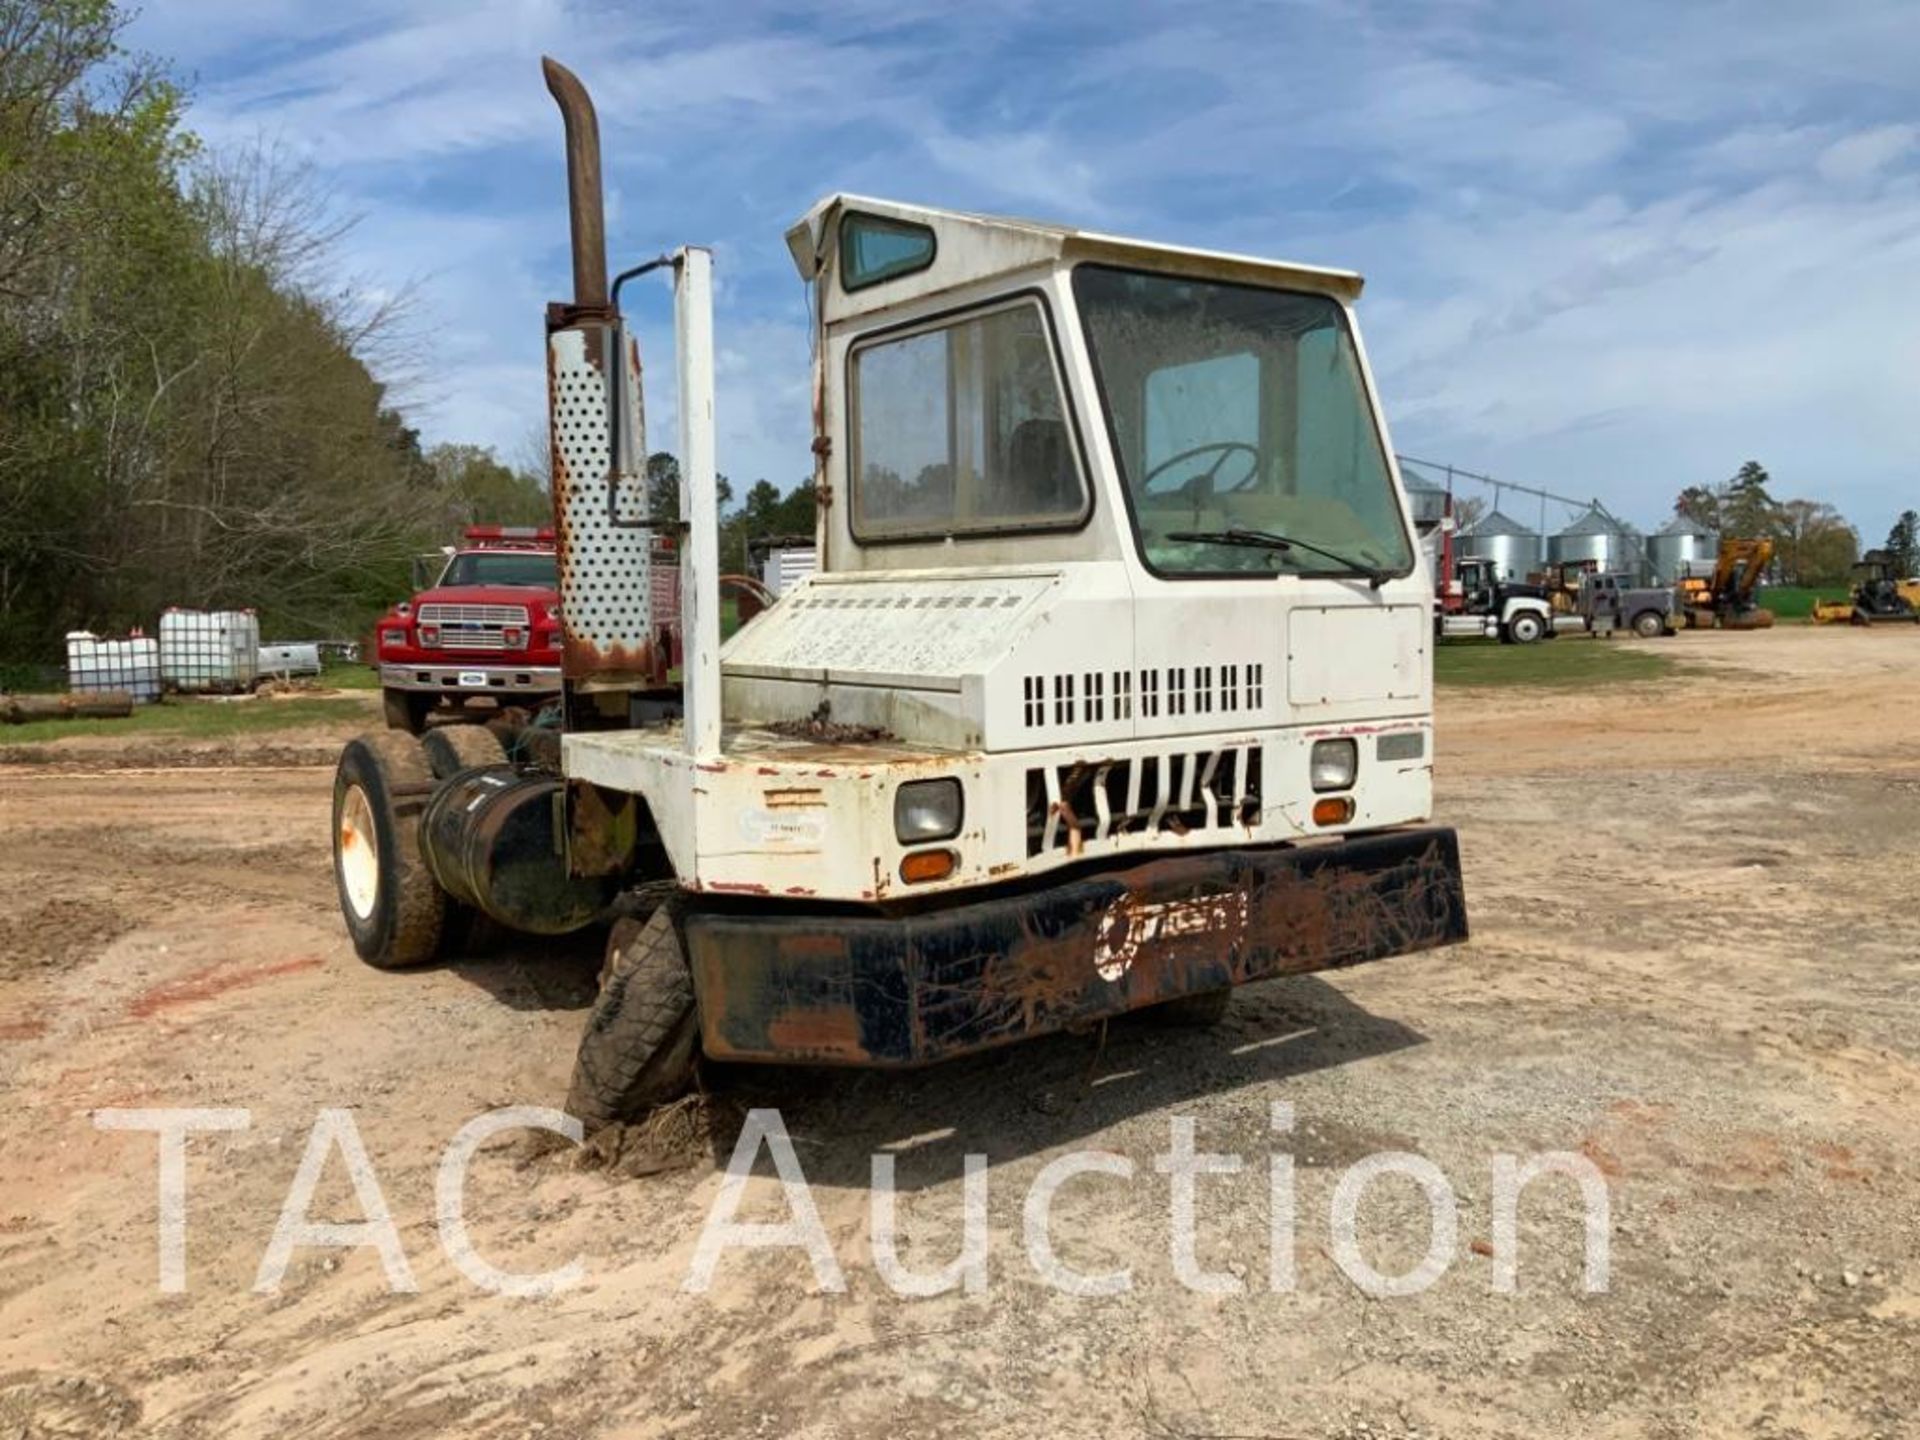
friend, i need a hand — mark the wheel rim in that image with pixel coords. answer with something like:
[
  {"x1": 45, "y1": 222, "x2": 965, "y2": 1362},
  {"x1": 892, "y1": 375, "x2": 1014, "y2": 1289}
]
[{"x1": 338, "y1": 783, "x2": 380, "y2": 921}]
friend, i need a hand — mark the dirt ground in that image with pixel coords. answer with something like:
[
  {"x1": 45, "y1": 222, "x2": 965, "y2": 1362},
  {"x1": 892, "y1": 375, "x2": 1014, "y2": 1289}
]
[{"x1": 2, "y1": 627, "x2": 1916, "y2": 1440}]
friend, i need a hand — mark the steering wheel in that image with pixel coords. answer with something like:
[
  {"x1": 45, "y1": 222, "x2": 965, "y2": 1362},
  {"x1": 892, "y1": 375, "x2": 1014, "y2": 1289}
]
[{"x1": 1140, "y1": 441, "x2": 1262, "y2": 498}]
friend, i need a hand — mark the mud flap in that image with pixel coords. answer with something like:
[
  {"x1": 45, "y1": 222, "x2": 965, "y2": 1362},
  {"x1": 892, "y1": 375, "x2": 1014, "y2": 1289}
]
[{"x1": 684, "y1": 827, "x2": 1468, "y2": 1066}]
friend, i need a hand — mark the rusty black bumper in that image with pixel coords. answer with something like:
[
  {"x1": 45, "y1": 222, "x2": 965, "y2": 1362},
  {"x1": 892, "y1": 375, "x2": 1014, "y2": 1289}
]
[{"x1": 684, "y1": 827, "x2": 1467, "y2": 1067}]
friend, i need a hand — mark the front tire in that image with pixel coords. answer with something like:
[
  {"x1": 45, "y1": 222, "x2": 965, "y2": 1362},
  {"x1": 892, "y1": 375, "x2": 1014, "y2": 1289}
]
[
  {"x1": 1631, "y1": 609, "x2": 1665, "y2": 639},
  {"x1": 333, "y1": 731, "x2": 447, "y2": 969},
  {"x1": 383, "y1": 688, "x2": 436, "y2": 735},
  {"x1": 1507, "y1": 612, "x2": 1546, "y2": 645},
  {"x1": 565, "y1": 908, "x2": 700, "y2": 1128}
]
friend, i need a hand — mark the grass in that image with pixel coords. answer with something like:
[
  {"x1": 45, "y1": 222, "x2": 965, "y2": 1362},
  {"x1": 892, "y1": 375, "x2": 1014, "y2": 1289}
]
[
  {"x1": 1434, "y1": 636, "x2": 1678, "y2": 689},
  {"x1": 1755, "y1": 586, "x2": 1846, "y2": 622},
  {"x1": 0, "y1": 694, "x2": 371, "y2": 746},
  {"x1": 319, "y1": 658, "x2": 380, "y2": 690}
]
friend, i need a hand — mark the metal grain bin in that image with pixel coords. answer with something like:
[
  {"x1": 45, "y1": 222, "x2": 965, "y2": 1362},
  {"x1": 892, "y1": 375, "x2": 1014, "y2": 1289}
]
[
  {"x1": 1401, "y1": 470, "x2": 1451, "y2": 529},
  {"x1": 1646, "y1": 516, "x2": 1716, "y2": 583},
  {"x1": 1548, "y1": 505, "x2": 1628, "y2": 574},
  {"x1": 1460, "y1": 508, "x2": 1543, "y2": 581}
]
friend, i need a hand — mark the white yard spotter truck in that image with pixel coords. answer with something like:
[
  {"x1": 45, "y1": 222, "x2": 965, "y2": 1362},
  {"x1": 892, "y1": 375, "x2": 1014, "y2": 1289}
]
[{"x1": 329, "y1": 59, "x2": 1469, "y2": 1128}]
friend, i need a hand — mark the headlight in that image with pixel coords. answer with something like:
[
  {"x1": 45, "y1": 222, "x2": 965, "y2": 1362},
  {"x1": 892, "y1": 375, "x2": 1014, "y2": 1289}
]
[
  {"x1": 894, "y1": 778, "x2": 963, "y2": 843},
  {"x1": 379, "y1": 629, "x2": 406, "y2": 650},
  {"x1": 1310, "y1": 738, "x2": 1358, "y2": 792}
]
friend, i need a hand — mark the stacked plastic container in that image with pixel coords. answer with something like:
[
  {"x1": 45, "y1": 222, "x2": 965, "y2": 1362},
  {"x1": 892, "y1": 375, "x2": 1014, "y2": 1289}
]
[
  {"x1": 159, "y1": 609, "x2": 261, "y2": 694},
  {"x1": 66, "y1": 632, "x2": 162, "y2": 702}
]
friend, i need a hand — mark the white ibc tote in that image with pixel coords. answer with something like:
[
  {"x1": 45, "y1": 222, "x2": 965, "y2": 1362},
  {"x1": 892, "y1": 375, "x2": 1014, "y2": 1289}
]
[
  {"x1": 66, "y1": 632, "x2": 162, "y2": 701},
  {"x1": 160, "y1": 609, "x2": 261, "y2": 693}
]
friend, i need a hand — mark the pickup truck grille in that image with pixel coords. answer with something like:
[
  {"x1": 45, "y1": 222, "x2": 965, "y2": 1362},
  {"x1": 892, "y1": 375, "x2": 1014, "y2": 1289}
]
[{"x1": 417, "y1": 603, "x2": 530, "y2": 651}]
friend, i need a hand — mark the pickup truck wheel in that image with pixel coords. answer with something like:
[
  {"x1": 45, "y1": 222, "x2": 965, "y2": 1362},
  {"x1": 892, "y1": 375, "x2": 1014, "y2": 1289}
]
[
  {"x1": 566, "y1": 908, "x2": 699, "y2": 1128},
  {"x1": 382, "y1": 688, "x2": 435, "y2": 735},
  {"x1": 1507, "y1": 612, "x2": 1546, "y2": 645},
  {"x1": 1146, "y1": 986, "x2": 1233, "y2": 1027},
  {"x1": 422, "y1": 723, "x2": 506, "y2": 779},
  {"x1": 333, "y1": 732, "x2": 446, "y2": 969},
  {"x1": 1632, "y1": 609, "x2": 1665, "y2": 639}
]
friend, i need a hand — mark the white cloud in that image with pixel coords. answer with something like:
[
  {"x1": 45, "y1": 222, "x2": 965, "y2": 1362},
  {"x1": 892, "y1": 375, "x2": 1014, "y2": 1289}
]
[
  {"x1": 1817, "y1": 124, "x2": 1918, "y2": 186},
  {"x1": 125, "y1": 0, "x2": 1920, "y2": 534}
]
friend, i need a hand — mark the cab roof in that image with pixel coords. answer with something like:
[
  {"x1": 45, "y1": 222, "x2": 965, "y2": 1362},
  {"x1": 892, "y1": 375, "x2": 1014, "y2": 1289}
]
[{"x1": 786, "y1": 193, "x2": 1365, "y2": 324}]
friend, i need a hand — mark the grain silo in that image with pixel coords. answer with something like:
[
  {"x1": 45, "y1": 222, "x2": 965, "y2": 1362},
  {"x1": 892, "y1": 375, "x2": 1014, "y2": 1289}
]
[
  {"x1": 1401, "y1": 469, "x2": 1451, "y2": 530},
  {"x1": 1548, "y1": 505, "x2": 1629, "y2": 574},
  {"x1": 1461, "y1": 508, "x2": 1543, "y2": 582},
  {"x1": 1646, "y1": 515, "x2": 1717, "y2": 583}
]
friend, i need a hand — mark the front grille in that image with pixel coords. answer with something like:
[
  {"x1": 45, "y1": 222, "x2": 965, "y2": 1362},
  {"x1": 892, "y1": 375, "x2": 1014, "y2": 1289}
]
[
  {"x1": 418, "y1": 604, "x2": 530, "y2": 626},
  {"x1": 1026, "y1": 745, "x2": 1263, "y2": 857},
  {"x1": 417, "y1": 603, "x2": 529, "y2": 652}
]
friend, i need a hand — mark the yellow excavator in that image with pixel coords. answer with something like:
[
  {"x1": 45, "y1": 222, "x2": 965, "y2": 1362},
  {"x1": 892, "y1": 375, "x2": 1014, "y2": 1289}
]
[
  {"x1": 1680, "y1": 538, "x2": 1776, "y2": 629},
  {"x1": 1812, "y1": 551, "x2": 1920, "y2": 625}
]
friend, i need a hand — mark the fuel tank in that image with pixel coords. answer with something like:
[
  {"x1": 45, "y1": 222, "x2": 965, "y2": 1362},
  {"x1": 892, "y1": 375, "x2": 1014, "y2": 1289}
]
[{"x1": 419, "y1": 768, "x2": 615, "y2": 934}]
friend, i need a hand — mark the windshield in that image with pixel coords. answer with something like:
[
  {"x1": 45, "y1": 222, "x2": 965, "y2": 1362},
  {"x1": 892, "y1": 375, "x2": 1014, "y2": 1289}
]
[
  {"x1": 1073, "y1": 265, "x2": 1414, "y2": 579},
  {"x1": 436, "y1": 551, "x2": 558, "y2": 588}
]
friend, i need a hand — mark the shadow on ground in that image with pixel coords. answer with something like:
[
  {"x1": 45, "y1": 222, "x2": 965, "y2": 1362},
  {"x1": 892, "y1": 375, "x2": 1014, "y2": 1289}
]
[
  {"x1": 690, "y1": 973, "x2": 1425, "y2": 1189},
  {"x1": 439, "y1": 922, "x2": 602, "y2": 1013}
]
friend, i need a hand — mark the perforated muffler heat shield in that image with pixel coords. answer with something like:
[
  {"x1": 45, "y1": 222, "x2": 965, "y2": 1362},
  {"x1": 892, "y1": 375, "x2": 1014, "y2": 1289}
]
[{"x1": 547, "y1": 323, "x2": 662, "y2": 687}]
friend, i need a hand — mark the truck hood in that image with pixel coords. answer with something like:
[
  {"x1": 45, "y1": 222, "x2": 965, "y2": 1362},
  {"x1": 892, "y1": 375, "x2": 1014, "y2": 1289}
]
[{"x1": 409, "y1": 584, "x2": 555, "y2": 609}]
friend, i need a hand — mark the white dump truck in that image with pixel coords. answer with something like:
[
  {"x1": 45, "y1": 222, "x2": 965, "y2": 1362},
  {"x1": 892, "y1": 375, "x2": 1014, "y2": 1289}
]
[{"x1": 329, "y1": 59, "x2": 1469, "y2": 1127}]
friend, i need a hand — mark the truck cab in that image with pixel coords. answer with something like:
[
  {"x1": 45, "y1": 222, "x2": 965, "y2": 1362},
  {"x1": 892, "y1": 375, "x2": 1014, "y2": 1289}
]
[
  {"x1": 1576, "y1": 571, "x2": 1675, "y2": 639},
  {"x1": 329, "y1": 59, "x2": 1468, "y2": 1127},
  {"x1": 374, "y1": 526, "x2": 601, "y2": 732},
  {"x1": 1436, "y1": 555, "x2": 1554, "y2": 644}
]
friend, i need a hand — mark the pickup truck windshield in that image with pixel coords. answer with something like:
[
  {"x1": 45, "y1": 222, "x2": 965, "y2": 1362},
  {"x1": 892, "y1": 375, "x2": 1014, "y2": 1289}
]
[
  {"x1": 436, "y1": 551, "x2": 559, "y2": 588},
  {"x1": 1073, "y1": 265, "x2": 1413, "y2": 580}
]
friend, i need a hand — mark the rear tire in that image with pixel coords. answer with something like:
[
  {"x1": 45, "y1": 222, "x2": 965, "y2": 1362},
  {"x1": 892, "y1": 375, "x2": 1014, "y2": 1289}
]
[
  {"x1": 1507, "y1": 612, "x2": 1546, "y2": 645},
  {"x1": 333, "y1": 731, "x2": 446, "y2": 969},
  {"x1": 1147, "y1": 987, "x2": 1234, "y2": 1027},
  {"x1": 383, "y1": 688, "x2": 435, "y2": 735},
  {"x1": 565, "y1": 907, "x2": 699, "y2": 1128},
  {"x1": 422, "y1": 723, "x2": 506, "y2": 779}
]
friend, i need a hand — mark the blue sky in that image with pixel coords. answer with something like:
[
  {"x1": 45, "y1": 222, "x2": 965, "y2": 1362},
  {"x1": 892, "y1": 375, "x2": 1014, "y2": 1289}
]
[{"x1": 131, "y1": 0, "x2": 1920, "y2": 539}]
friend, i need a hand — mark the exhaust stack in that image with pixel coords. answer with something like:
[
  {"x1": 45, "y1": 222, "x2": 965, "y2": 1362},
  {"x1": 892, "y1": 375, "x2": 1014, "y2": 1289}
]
[
  {"x1": 540, "y1": 57, "x2": 664, "y2": 709},
  {"x1": 541, "y1": 57, "x2": 609, "y2": 313}
]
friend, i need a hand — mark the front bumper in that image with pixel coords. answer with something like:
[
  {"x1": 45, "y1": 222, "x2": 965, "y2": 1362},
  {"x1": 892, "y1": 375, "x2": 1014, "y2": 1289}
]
[
  {"x1": 685, "y1": 826, "x2": 1467, "y2": 1066},
  {"x1": 380, "y1": 662, "x2": 561, "y2": 696}
]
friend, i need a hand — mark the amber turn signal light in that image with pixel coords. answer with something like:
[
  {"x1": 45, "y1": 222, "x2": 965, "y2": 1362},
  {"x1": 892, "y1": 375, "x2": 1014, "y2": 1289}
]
[
  {"x1": 1312, "y1": 796, "x2": 1355, "y2": 827},
  {"x1": 899, "y1": 849, "x2": 958, "y2": 884}
]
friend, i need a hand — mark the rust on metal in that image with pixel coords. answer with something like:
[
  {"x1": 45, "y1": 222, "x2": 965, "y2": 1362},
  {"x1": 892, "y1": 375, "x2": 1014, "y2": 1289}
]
[
  {"x1": 685, "y1": 827, "x2": 1468, "y2": 1066},
  {"x1": 540, "y1": 56, "x2": 608, "y2": 311},
  {"x1": 691, "y1": 829, "x2": 1466, "y2": 1067},
  {"x1": 566, "y1": 781, "x2": 639, "y2": 877}
]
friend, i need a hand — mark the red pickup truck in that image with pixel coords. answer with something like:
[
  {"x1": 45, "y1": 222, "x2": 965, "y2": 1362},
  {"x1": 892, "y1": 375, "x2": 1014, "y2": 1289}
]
[{"x1": 374, "y1": 526, "x2": 564, "y2": 732}]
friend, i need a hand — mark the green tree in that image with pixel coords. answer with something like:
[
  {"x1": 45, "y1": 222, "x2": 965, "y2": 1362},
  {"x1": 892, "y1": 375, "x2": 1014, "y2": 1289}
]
[
  {"x1": 0, "y1": 2, "x2": 481, "y2": 651},
  {"x1": 1674, "y1": 485, "x2": 1723, "y2": 532},
  {"x1": 1775, "y1": 500, "x2": 1858, "y2": 586},
  {"x1": 426, "y1": 443, "x2": 549, "y2": 529},
  {"x1": 1885, "y1": 510, "x2": 1920, "y2": 579},
  {"x1": 1720, "y1": 461, "x2": 1780, "y2": 540}
]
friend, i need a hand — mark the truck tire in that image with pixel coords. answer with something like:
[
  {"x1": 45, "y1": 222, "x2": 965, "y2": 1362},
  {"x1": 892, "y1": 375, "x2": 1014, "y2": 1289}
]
[
  {"x1": 1507, "y1": 612, "x2": 1546, "y2": 645},
  {"x1": 1146, "y1": 986, "x2": 1233, "y2": 1027},
  {"x1": 565, "y1": 908, "x2": 699, "y2": 1128},
  {"x1": 1631, "y1": 610, "x2": 1665, "y2": 639},
  {"x1": 383, "y1": 687, "x2": 436, "y2": 735},
  {"x1": 422, "y1": 723, "x2": 506, "y2": 779},
  {"x1": 333, "y1": 731, "x2": 447, "y2": 969}
]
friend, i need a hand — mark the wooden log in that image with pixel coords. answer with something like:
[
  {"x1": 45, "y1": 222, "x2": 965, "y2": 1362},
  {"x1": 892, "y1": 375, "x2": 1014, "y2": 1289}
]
[{"x1": 0, "y1": 691, "x2": 135, "y2": 723}]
